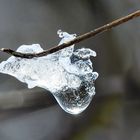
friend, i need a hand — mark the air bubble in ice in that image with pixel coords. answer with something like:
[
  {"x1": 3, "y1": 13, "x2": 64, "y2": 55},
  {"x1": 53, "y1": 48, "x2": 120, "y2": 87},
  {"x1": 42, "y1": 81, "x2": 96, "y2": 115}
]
[{"x1": 0, "y1": 30, "x2": 98, "y2": 114}]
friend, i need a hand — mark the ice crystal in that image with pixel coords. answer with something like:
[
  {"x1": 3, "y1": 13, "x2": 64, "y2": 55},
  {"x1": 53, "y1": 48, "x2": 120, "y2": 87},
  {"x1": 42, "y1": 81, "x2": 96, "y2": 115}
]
[{"x1": 0, "y1": 30, "x2": 98, "y2": 114}]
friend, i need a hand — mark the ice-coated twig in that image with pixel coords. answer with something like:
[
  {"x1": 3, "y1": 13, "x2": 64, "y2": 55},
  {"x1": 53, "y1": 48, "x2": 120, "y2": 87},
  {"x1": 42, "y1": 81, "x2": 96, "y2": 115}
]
[
  {"x1": 0, "y1": 32, "x2": 99, "y2": 114},
  {"x1": 0, "y1": 10, "x2": 140, "y2": 58}
]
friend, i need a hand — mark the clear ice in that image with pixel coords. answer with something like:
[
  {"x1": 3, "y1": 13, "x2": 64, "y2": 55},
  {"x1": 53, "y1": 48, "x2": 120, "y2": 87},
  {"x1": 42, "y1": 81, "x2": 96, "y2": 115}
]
[{"x1": 0, "y1": 30, "x2": 98, "y2": 115}]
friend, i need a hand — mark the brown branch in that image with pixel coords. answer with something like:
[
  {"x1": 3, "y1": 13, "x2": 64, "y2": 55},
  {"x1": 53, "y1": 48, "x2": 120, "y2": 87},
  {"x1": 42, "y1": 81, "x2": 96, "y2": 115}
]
[{"x1": 1, "y1": 10, "x2": 140, "y2": 58}]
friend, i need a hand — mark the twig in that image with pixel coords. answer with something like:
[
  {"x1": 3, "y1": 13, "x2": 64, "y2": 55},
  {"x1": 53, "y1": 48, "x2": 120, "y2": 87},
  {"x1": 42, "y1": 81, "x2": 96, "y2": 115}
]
[{"x1": 0, "y1": 10, "x2": 140, "y2": 58}]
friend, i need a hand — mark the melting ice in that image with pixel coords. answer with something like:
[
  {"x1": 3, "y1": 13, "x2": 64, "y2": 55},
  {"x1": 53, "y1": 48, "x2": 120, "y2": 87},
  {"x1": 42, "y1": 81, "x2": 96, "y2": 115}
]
[{"x1": 0, "y1": 30, "x2": 98, "y2": 114}]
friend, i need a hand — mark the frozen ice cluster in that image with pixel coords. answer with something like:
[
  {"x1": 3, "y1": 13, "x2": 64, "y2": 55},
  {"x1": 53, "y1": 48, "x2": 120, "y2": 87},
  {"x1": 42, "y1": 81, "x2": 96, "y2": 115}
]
[{"x1": 0, "y1": 30, "x2": 98, "y2": 114}]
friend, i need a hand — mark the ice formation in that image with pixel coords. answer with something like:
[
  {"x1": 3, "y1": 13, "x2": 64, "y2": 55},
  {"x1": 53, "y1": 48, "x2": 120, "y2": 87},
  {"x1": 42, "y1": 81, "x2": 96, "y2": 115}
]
[{"x1": 0, "y1": 30, "x2": 98, "y2": 114}]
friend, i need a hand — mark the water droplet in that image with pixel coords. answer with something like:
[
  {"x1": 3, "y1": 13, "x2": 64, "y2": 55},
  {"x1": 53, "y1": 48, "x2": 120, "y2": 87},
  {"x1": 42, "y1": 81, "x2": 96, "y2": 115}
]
[{"x1": 53, "y1": 81, "x2": 95, "y2": 115}]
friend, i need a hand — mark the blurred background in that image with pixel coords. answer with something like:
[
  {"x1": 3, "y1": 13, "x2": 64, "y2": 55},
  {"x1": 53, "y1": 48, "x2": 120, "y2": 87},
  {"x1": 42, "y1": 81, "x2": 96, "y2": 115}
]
[{"x1": 0, "y1": 0, "x2": 140, "y2": 140}]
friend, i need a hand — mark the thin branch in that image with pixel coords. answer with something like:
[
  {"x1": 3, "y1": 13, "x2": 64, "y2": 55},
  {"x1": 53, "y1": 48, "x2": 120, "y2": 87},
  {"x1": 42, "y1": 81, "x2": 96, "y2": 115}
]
[{"x1": 1, "y1": 10, "x2": 140, "y2": 58}]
